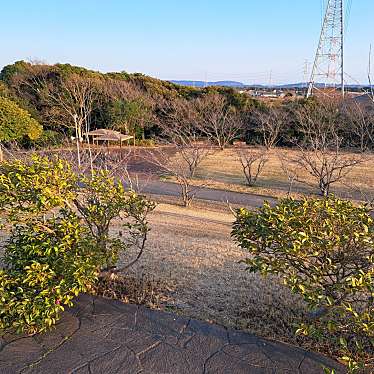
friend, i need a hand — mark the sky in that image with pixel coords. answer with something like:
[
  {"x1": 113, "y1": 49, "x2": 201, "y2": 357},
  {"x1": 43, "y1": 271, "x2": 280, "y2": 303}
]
[{"x1": 1, "y1": 0, "x2": 373, "y2": 85}]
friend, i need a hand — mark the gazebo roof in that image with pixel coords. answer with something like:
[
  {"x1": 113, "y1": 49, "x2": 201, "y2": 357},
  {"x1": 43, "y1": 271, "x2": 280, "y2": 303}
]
[
  {"x1": 85, "y1": 129, "x2": 134, "y2": 142},
  {"x1": 92, "y1": 135, "x2": 134, "y2": 142}
]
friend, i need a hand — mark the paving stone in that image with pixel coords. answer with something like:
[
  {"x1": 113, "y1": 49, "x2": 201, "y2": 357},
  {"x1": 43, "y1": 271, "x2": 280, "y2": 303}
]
[
  {"x1": 82, "y1": 345, "x2": 140, "y2": 374},
  {"x1": 0, "y1": 294, "x2": 346, "y2": 374},
  {"x1": 0, "y1": 336, "x2": 44, "y2": 374},
  {"x1": 135, "y1": 306, "x2": 190, "y2": 341},
  {"x1": 300, "y1": 351, "x2": 345, "y2": 374},
  {"x1": 204, "y1": 350, "x2": 279, "y2": 374}
]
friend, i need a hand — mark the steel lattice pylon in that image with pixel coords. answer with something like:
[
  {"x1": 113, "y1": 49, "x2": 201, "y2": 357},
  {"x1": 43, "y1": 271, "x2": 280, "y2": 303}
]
[{"x1": 307, "y1": 0, "x2": 344, "y2": 97}]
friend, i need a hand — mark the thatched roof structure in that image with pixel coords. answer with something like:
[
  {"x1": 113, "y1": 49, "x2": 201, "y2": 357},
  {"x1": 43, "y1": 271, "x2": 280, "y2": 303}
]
[{"x1": 85, "y1": 129, "x2": 134, "y2": 143}]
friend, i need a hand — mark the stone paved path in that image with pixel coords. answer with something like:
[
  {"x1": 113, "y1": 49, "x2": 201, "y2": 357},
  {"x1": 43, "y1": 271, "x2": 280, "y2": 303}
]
[{"x1": 0, "y1": 294, "x2": 345, "y2": 374}]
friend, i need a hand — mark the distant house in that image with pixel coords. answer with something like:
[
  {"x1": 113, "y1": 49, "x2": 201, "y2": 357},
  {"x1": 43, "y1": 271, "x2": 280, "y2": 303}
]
[{"x1": 85, "y1": 129, "x2": 134, "y2": 146}]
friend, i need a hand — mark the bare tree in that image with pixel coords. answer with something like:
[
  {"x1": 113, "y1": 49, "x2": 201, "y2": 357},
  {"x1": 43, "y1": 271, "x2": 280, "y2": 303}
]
[
  {"x1": 278, "y1": 153, "x2": 299, "y2": 196},
  {"x1": 13, "y1": 67, "x2": 101, "y2": 167},
  {"x1": 42, "y1": 74, "x2": 99, "y2": 140},
  {"x1": 158, "y1": 98, "x2": 212, "y2": 177},
  {"x1": 143, "y1": 99, "x2": 214, "y2": 206},
  {"x1": 343, "y1": 101, "x2": 374, "y2": 152},
  {"x1": 251, "y1": 106, "x2": 286, "y2": 150},
  {"x1": 13, "y1": 65, "x2": 100, "y2": 139},
  {"x1": 236, "y1": 146, "x2": 268, "y2": 186},
  {"x1": 287, "y1": 98, "x2": 365, "y2": 196},
  {"x1": 44, "y1": 74, "x2": 101, "y2": 168},
  {"x1": 195, "y1": 94, "x2": 243, "y2": 150},
  {"x1": 145, "y1": 147, "x2": 206, "y2": 207}
]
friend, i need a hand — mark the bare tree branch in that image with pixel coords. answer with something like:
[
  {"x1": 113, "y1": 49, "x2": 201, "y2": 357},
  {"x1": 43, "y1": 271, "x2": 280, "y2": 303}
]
[
  {"x1": 194, "y1": 94, "x2": 243, "y2": 150},
  {"x1": 251, "y1": 106, "x2": 286, "y2": 150},
  {"x1": 236, "y1": 146, "x2": 268, "y2": 186},
  {"x1": 285, "y1": 98, "x2": 366, "y2": 196}
]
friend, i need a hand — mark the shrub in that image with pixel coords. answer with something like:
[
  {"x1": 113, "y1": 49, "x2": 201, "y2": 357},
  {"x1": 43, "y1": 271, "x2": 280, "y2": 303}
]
[
  {"x1": 74, "y1": 170, "x2": 155, "y2": 270},
  {"x1": 0, "y1": 156, "x2": 155, "y2": 334},
  {"x1": 232, "y1": 197, "x2": 374, "y2": 373},
  {"x1": 23, "y1": 130, "x2": 65, "y2": 148},
  {"x1": 0, "y1": 156, "x2": 77, "y2": 223},
  {"x1": 135, "y1": 138, "x2": 155, "y2": 147},
  {"x1": 0, "y1": 96, "x2": 42, "y2": 143},
  {"x1": 0, "y1": 211, "x2": 98, "y2": 334}
]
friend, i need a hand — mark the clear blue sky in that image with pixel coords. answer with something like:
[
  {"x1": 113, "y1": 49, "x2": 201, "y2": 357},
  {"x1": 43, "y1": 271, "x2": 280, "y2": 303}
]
[{"x1": 1, "y1": 0, "x2": 373, "y2": 84}]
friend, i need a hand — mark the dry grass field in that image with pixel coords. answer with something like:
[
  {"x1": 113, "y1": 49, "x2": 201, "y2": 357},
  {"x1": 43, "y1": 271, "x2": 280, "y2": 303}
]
[
  {"x1": 193, "y1": 148, "x2": 374, "y2": 201},
  {"x1": 121, "y1": 200, "x2": 312, "y2": 348},
  {"x1": 16, "y1": 145, "x2": 374, "y2": 201}
]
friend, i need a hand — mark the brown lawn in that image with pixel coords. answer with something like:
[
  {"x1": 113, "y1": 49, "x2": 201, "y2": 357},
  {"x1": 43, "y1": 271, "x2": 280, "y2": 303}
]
[
  {"x1": 121, "y1": 200, "x2": 309, "y2": 348},
  {"x1": 193, "y1": 148, "x2": 374, "y2": 201}
]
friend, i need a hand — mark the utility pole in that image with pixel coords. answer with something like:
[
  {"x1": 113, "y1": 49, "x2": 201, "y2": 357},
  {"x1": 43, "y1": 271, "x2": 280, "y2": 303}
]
[
  {"x1": 307, "y1": 0, "x2": 345, "y2": 98},
  {"x1": 269, "y1": 70, "x2": 273, "y2": 88},
  {"x1": 368, "y1": 44, "x2": 374, "y2": 102},
  {"x1": 303, "y1": 59, "x2": 310, "y2": 89},
  {"x1": 204, "y1": 71, "x2": 208, "y2": 88}
]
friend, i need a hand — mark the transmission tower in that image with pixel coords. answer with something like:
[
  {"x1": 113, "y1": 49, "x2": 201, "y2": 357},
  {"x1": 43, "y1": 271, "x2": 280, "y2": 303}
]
[{"x1": 307, "y1": 0, "x2": 345, "y2": 98}]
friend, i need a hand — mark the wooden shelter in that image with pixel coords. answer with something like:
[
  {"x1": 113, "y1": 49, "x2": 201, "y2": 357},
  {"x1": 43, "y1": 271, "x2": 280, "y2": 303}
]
[{"x1": 85, "y1": 129, "x2": 134, "y2": 146}]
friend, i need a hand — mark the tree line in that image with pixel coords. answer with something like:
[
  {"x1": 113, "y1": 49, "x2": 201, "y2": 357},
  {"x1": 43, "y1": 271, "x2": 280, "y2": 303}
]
[
  {"x1": 1, "y1": 61, "x2": 374, "y2": 201},
  {"x1": 1, "y1": 61, "x2": 373, "y2": 151},
  {"x1": 0, "y1": 61, "x2": 253, "y2": 145}
]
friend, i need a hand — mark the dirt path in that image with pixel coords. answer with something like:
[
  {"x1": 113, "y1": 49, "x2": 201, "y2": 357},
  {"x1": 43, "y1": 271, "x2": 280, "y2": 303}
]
[{"x1": 139, "y1": 179, "x2": 277, "y2": 208}]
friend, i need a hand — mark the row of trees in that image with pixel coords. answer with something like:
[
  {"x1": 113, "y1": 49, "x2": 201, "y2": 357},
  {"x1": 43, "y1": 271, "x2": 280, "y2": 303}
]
[
  {"x1": 0, "y1": 61, "x2": 254, "y2": 144},
  {"x1": 0, "y1": 62, "x2": 373, "y2": 168},
  {"x1": 146, "y1": 95, "x2": 371, "y2": 205},
  {"x1": 1, "y1": 61, "x2": 373, "y2": 204},
  {"x1": 1, "y1": 61, "x2": 373, "y2": 151}
]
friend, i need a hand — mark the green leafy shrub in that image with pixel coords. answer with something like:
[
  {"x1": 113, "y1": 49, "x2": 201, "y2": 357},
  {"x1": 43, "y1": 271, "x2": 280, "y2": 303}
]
[
  {"x1": 134, "y1": 138, "x2": 155, "y2": 147},
  {"x1": 0, "y1": 82, "x2": 10, "y2": 98},
  {"x1": 0, "y1": 96, "x2": 42, "y2": 143},
  {"x1": 0, "y1": 156, "x2": 77, "y2": 222},
  {"x1": 0, "y1": 156, "x2": 155, "y2": 334},
  {"x1": 232, "y1": 197, "x2": 374, "y2": 373},
  {"x1": 74, "y1": 170, "x2": 155, "y2": 270},
  {"x1": 23, "y1": 130, "x2": 65, "y2": 149},
  {"x1": 0, "y1": 211, "x2": 98, "y2": 334}
]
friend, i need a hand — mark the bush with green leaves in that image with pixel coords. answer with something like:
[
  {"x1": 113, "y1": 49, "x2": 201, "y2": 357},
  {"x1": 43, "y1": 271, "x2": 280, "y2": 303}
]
[
  {"x1": 0, "y1": 156, "x2": 155, "y2": 334},
  {"x1": 232, "y1": 197, "x2": 374, "y2": 373},
  {"x1": 0, "y1": 96, "x2": 42, "y2": 143},
  {"x1": 0, "y1": 211, "x2": 98, "y2": 334},
  {"x1": 0, "y1": 156, "x2": 77, "y2": 222},
  {"x1": 23, "y1": 130, "x2": 65, "y2": 148},
  {"x1": 74, "y1": 170, "x2": 155, "y2": 271}
]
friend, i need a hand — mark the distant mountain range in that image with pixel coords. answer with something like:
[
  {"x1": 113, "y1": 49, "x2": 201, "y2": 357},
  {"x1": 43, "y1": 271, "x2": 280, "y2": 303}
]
[
  {"x1": 169, "y1": 80, "x2": 373, "y2": 90},
  {"x1": 169, "y1": 80, "x2": 247, "y2": 88}
]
